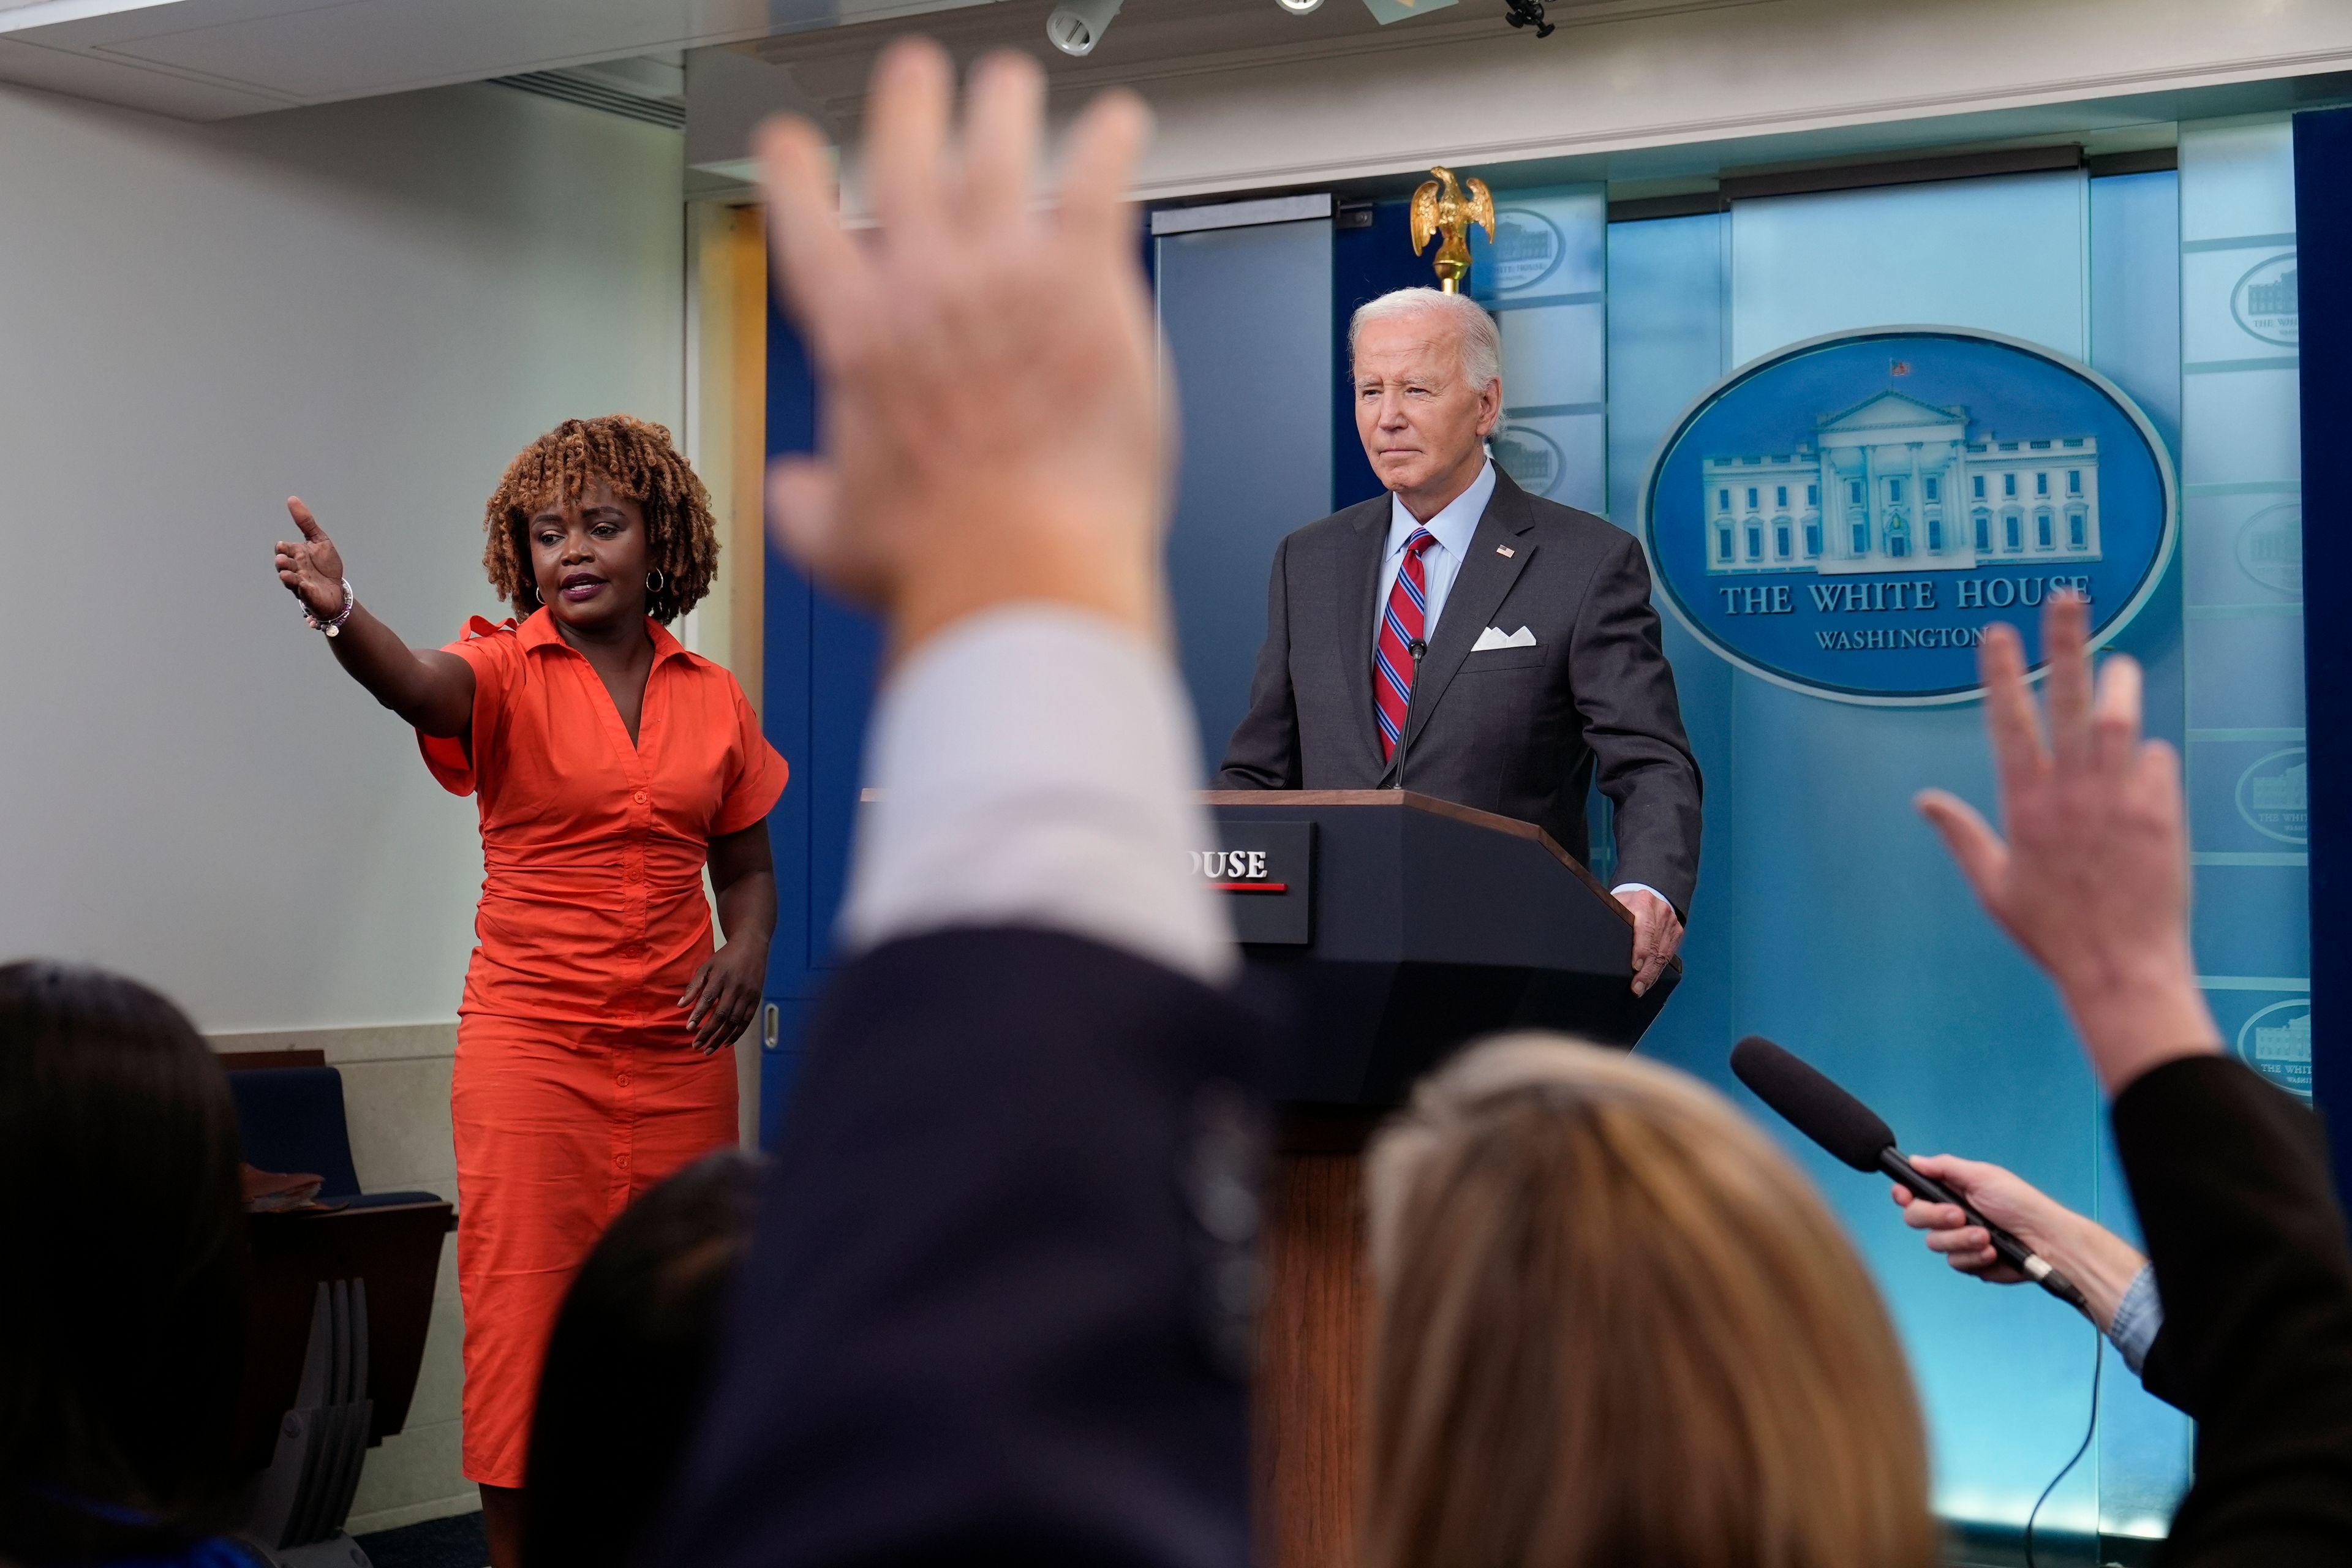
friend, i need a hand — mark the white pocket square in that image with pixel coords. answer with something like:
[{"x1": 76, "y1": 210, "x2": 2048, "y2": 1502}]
[{"x1": 1472, "y1": 625, "x2": 1537, "y2": 652}]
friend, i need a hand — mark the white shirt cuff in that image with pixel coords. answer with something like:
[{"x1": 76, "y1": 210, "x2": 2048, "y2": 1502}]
[
  {"x1": 1611, "y1": 881, "x2": 1667, "y2": 907},
  {"x1": 839, "y1": 605, "x2": 1238, "y2": 988}
]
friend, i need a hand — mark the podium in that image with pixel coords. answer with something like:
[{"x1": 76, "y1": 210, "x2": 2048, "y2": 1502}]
[{"x1": 1202, "y1": 790, "x2": 1678, "y2": 1568}]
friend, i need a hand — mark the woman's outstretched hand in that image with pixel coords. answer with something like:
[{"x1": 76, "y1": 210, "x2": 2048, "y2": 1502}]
[
  {"x1": 1915, "y1": 594, "x2": 2222, "y2": 1096},
  {"x1": 754, "y1": 41, "x2": 1166, "y2": 661},
  {"x1": 274, "y1": 498, "x2": 349, "y2": 622}
]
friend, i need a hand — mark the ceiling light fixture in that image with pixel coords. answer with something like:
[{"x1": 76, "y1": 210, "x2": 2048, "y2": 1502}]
[
  {"x1": 1277, "y1": 0, "x2": 1324, "y2": 15},
  {"x1": 1501, "y1": 0, "x2": 1553, "y2": 35},
  {"x1": 1046, "y1": 0, "x2": 1122, "y2": 55}
]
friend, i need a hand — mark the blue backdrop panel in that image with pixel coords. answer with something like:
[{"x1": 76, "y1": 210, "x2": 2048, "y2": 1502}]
[
  {"x1": 1332, "y1": 199, "x2": 1442, "y2": 510},
  {"x1": 2178, "y1": 119, "x2": 2309, "y2": 1133},
  {"x1": 1158, "y1": 217, "x2": 1333, "y2": 768},
  {"x1": 1620, "y1": 165, "x2": 2196, "y2": 1542},
  {"x1": 2085, "y1": 164, "x2": 2195, "y2": 1540},
  {"x1": 1469, "y1": 184, "x2": 1608, "y2": 514},
  {"x1": 1605, "y1": 211, "x2": 1738, "y2": 1072},
  {"x1": 2294, "y1": 104, "x2": 2352, "y2": 1200},
  {"x1": 1730, "y1": 175, "x2": 2102, "y2": 1542}
]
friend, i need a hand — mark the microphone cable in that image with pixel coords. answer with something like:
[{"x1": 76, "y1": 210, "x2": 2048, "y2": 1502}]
[{"x1": 2023, "y1": 1321, "x2": 2103, "y2": 1568}]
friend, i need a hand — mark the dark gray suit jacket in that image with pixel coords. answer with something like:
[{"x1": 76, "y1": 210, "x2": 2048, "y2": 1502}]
[{"x1": 1216, "y1": 471, "x2": 1702, "y2": 913}]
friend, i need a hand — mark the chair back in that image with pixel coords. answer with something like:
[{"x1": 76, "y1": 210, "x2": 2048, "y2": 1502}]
[{"x1": 227, "y1": 1066, "x2": 363, "y2": 1200}]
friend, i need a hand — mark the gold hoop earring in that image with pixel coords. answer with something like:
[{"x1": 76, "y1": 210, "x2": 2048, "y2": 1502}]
[{"x1": 646, "y1": 568, "x2": 666, "y2": 594}]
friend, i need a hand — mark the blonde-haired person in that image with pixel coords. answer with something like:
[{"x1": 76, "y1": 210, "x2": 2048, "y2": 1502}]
[{"x1": 1363, "y1": 1035, "x2": 1936, "y2": 1568}]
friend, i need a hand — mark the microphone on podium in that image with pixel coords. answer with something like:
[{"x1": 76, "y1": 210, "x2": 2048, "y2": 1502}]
[
  {"x1": 1729, "y1": 1035, "x2": 2090, "y2": 1317},
  {"x1": 1392, "y1": 638, "x2": 1427, "y2": 793}
]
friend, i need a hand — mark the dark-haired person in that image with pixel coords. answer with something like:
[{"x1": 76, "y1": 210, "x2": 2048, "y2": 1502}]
[
  {"x1": 1915, "y1": 594, "x2": 2352, "y2": 1564},
  {"x1": 524, "y1": 1150, "x2": 760, "y2": 1568},
  {"x1": 0, "y1": 962, "x2": 256, "y2": 1567},
  {"x1": 271, "y1": 415, "x2": 788, "y2": 1567}
]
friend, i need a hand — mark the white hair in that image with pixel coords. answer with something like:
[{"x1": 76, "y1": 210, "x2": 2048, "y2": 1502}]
[{"x1": 1348, "y1": 287, "x2": 1502, "y2": 391}]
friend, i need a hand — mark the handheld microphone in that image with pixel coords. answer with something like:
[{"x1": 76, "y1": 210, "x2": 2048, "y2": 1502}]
[
  {"x1": 1728, "y1": 1035, "x2": 2089, "y2": 1317},
  {"x1": 1392, "y1": 638, "x2": 1428, "y2": 793}
]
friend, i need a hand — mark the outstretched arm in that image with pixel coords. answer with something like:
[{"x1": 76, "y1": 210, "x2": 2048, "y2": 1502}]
[
  {"x1": 1923, "y1": 595, "x2": 2352, "y2": 1562},
  {"x1": 273, "y1": 497, "x2": 475, "y2": 737},
  {"x1": 1890, "y1": 1153, "x2": 2148, "y2": 1332}
]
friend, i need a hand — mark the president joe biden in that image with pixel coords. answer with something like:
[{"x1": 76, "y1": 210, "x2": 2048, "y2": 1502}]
[{"x1": 1217, "y1": 287, "x2": 1702, "y2": 995}]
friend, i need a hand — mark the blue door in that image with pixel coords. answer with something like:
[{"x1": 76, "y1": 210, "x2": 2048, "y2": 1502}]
[{"x1": 757, "y1": 303, "x2": 881, "y2": 1145}]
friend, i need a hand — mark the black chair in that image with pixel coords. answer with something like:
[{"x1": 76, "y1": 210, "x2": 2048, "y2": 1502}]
[{"x1": 224, "y1": 1063, "x2": 453, "y2": 1568}]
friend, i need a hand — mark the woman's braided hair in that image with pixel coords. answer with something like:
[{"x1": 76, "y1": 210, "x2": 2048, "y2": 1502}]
[{"x1": 482, "y1": 415, "x2": 719, "y2": 624}]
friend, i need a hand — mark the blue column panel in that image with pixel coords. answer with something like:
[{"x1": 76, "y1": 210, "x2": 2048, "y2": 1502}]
[
  {"x1": 1663, "y1": 166, "x2": 2114, "y2": 1539},
  {"x1": 1158, "y1": 217, "x2": 1334, "y2": 767},
  {"x1": 2294, "y1": 104, "x2": 2352, "y2": 1194},
  {"x1": 1603, "y1": 213, "x2": 1736, "y2": 1084},
  {"x1": 2180, "y1": 116, "x2": 2310, "y2": 1111},
  {"x1": 1472, "y1": 184, "x2": 1608, "y2": 513}
]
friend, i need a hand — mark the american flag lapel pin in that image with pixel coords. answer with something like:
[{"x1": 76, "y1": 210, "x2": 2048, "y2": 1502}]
[{"x1": 1497, "y1": 545, "x2": 1515, "y2": 557}]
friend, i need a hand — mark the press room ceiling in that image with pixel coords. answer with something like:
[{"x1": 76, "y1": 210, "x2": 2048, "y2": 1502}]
[{"x1": 0, "y1": 0, "x2": 1637, "y2": 121}]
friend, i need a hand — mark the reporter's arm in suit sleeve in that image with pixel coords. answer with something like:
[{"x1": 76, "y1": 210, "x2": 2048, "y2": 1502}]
[
  {"x1": 1569, "y1": 529, "x2": 1702, "y2": 914},
  {"x1": 655, "y1": 611, "x2": 1267, "y2": 1568},
  {"x1": 1215, "y1": 533, "x2": 1302, "y2": 791},
  {"x1": 2113, "y1": 1055, "x2": 2352, "y2": 1566}
]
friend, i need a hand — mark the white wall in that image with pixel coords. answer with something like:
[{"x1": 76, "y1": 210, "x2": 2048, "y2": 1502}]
[{"x1": 0, "y1": 78, "x2": 685, "y2": 1033}]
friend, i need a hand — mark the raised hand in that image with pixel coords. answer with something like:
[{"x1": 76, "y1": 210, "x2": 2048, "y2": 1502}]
[
  {"x1": 755, "y1": 41, "x2": 1165, "y2": 659},
  {"x1": 1915, "y1": 595, "x2": 2222, "y2": 1095},
  {"x1": 274, "y1": 497, "x2": 349, "y2": 622}
]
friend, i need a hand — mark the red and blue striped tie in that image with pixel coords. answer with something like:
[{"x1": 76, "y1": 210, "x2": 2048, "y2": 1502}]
[{"x1": 1375, "y1": 528, "x2": 1438, "y2": 761}]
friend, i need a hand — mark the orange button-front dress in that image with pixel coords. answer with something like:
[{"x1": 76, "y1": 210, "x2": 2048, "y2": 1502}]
[{"x1": 418, "y1": 608, "x2": 790, "y2": 1488}]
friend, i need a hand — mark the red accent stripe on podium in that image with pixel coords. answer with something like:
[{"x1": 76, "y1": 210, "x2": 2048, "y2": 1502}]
[{"x1": 1212, "y1": 881, "x2": 1289, "y2": 894}]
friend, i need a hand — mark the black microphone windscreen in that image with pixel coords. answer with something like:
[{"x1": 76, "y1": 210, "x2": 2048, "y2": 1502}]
[{"x1": 1729, "y1": 1035, "x2": 1896, "y2": 1172}]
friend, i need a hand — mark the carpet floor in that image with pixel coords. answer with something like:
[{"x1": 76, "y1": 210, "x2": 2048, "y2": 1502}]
[{"x1": 353, "y1": 1512, "x2": 486, "y2": 1568}]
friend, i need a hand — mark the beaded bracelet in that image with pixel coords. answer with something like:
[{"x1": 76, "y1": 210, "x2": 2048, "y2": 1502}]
[{"x1": 305, "y1": 578, "x2": 356, "y2": 638}]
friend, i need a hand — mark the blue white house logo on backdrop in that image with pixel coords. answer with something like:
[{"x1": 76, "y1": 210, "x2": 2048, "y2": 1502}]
[
  {"x1": 2237, "y1": 998, "x2": 2312, "y2": 1099},
  {"x1": 1488, "y1": 208, "x2": 1564, "y2": 293},
  {"x1": 1642, "y1": 329, "x2": 2177, "y2": 704},
  {"x1": 2236, "y1": 500, "x2": 2303, "y2": 595},
  {"x1": 1491, "y1": 424, "x2": 1564, "y2": 497},
  {"x1": 2235, "y1": 747, "x2": 2309, "y2": 845},
  {"x1": 2231, "y1": 252, "x2": 2299, "y2": 347}
]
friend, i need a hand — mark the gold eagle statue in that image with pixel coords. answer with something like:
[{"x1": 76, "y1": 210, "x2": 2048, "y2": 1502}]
[{"x1": 1409, "y1": 166, "x2": 1496, "y2": 293}]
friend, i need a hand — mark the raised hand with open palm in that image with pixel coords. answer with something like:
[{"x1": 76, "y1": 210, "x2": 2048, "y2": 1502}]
[
  {"x1": 273, "y1": 497, "x2": 350, "y2": 625},
  {"x1": 1915, "y1": 594, "x2": 2221, "y2": 1095}
]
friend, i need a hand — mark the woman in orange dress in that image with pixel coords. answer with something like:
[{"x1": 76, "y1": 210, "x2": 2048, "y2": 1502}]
[{"x1": 270, "y1": 417, "x2": 788, "y2": 1567}]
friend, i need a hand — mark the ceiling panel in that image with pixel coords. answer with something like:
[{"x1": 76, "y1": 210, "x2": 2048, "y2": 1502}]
[{"x1": 89, "y1": 0, "x2": 771, "y2": 98}]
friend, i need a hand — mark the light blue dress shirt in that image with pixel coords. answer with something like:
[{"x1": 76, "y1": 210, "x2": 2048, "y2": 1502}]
[
  {"x1": 2108, "y1": 1263, "x2": 2163, "y2": 1375},
  {"x1": 1366, "y1": 458, "x2": 1663, "y2": 909},
  {"x1": 1371, "y1": 460, "x2": 1496, "y2": 650}
]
